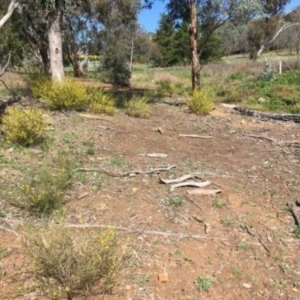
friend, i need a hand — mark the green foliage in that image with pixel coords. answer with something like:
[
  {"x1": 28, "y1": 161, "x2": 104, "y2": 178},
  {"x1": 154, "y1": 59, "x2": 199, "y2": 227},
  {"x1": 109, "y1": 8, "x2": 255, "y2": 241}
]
[
  {"x1": 1, "y1": 107, "x2": 49, "y2": 146},
  {"x1": 200, "y1": 32, "x2": 224, "y2": 63},
  {"x1": 100, "y1": 51, "x2": 131, "y2": 87},
  {"x1": 186, "y1": 88, "x2": 215, "y2": 115},
  {"x1": 194, "y1": 276, "x2": 213, "y2": 292},
  {"x1": 258, "y1": 60, "x2": 276, "y2": 81},
  {"x1": 125, "y1": 96, "x2": 150, "y2": 118},
  {"x1": 30, "y1": 76, "x2": 89, "y2": 111},
  {"x1": 15, "y1": 155, "x2": 74, "y2": 214},
  {"x1": 153, "y1": 14, "x2": 178, "y2": 66},
  {"x1": 169, "y1": 196, "x2": 183, "y2": 207},
  {"x1": 156, "y1": 80, "x2": 174, "y2": 96},
  {"x1": 23, "y1": 227, "x2": 118, "y2": 299},
  {"x1": 88, "y1": 89, "x2": 116, "y2": 116}
]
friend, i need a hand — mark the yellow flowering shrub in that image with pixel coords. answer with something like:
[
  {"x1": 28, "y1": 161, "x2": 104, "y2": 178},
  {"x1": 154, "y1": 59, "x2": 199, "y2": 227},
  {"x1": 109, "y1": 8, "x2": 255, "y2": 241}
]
[
  {"x1": 1, "y1": 107, "x2": 49, "y2": 146},
  {"x1": 125, "y1": 96, "x2": 150, "y2": 118},
  {"x1": 30, "y1": 77, "x2": 89, "y2": 111},
  {"x1": 88, "y1": 89, "x2": 116, "y2": 116},
  {"x1": 186, "y1": 88, "x2": 215, "y2": 115},
  {"x1": 23, "y1": 227, "x2": 118, "y2": 299}
]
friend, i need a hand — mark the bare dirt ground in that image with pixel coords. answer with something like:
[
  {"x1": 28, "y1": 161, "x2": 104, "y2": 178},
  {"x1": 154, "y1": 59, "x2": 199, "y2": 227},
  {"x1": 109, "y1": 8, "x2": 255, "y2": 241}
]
[{"x1": 1, "y1": 102, "x2": 300, "y2": 299}]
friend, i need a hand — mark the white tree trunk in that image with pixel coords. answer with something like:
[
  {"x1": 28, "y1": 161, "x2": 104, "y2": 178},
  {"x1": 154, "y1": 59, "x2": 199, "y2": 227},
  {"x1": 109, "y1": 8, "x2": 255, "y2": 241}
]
[
  {"x1": 0, "y1": 0, "x2": 19, "y2": 29},
  {"x1": 48, "y1": 3, "x2": 65, "y2": 82}
]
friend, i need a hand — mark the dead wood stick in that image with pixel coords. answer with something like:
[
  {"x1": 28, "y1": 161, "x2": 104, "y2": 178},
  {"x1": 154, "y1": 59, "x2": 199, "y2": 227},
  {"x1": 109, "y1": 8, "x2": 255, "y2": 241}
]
[
  {"x1": 58, "y1": 224, "x2": 230, "y2": 240},
  {"x1": 0, "y1": 225, "x2": 21, "y2": 237},
  {"x1": 77, "y1": 165, "x2": 176, "y2": 177},
  {"x1": 170, "y1": 181, "x2": 211, "y2": 192},
  {"x1": 185, "y1": 196, "x2": 203, "y2": 211},
  {"x1": 179, "y1": 134, "x2": 213, "y2": 139},
  {"x1": 258, "y1": 237, "x2": 271, "y2": 254},
  {"x1": 187, "y1": 189, "x2": 222, "y2": 196},
  {"x1": 160, "y1": 173, "x2": 204, "y2": 184},
  {"x1": 139, "y1": 153, "x2": 168, "y2": 158},
  {"x1": 280, "y1": 141, "x2": 300, "y2": 148},
  {"x1": 243, "y1": 134, "x2": 276, "y2": 143}
]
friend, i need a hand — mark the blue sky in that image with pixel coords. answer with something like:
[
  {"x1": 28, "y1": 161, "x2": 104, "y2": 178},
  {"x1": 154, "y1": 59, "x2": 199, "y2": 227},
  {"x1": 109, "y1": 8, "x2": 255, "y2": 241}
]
[{"x1": 138, "y1": 0, "x2": 300, "y2": 33}]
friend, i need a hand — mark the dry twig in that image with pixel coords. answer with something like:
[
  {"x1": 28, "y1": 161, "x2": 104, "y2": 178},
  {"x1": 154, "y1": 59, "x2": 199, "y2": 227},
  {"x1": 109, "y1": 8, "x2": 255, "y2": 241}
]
[
  {"x1": 77, "y1": 165, "x2": 176, "y2": 177},
  {"x1": 59, "y1": 224, "x2": 230, "y2": 241},
  {"x1": 179, "y1": 134, "x2": 213, "y2": 139}
]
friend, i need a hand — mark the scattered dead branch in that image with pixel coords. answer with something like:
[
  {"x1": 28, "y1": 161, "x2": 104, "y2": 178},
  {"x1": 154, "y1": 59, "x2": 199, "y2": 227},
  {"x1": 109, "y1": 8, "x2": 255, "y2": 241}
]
[
  {"x1": 185, "y1": 196, "x2": 203, "y2": 211},
  {"x1": 187, "y1": 189, "x2": 222, "y2": 196},
  {"x1": 179, "y1": 134, "x2": 213, "y2": 139},
  {"x1": 243, "y1": 134, "x2": 276, "y2": 144},
  {"x1": 59, "y1": 224, "x2": 230, "y2": 241},
  {"x1": 0, "y1": 225, "x2": 21, "y2": 237},
  {"x1": 160, "y1": 173, "x2": 204, "y2": 184},
  {"x1": 234, "y1": 106, "x2": 300, "y2": 123},
  {"x1": 170, "y1": 181, "x2": 211, "y2": 192},
  {"x1": 77, "y1": 165, "x2": 176, "y2": 177},
  {"x1": 258, "y1": 237, "x2": 271, "y2": 254},
  {"x1": 139, "y1": 153, "x2": 168, "y2": 158}
]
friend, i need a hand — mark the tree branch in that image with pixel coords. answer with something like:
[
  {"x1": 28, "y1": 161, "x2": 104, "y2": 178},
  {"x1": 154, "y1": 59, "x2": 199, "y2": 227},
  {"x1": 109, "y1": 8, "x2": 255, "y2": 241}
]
[{"x1": 0, "y1": 0, "x2": 19, "y2": 29}]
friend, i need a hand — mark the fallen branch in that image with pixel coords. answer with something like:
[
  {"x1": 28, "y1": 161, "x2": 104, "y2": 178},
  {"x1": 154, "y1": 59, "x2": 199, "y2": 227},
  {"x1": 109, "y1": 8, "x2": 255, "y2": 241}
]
[
  {"x1": 179, "y1": 134, "x2": 213, "y2": 139},
  {"x1": 258, "y1": 237, "x2": 271, "y2": 254},
  {"x1": 243, "y1": 134, "x2": 276, "y2": 144},
  {"x1": 58, "y1": 224, "x2": 230, "y2": 240},
  {"x1": 185, "y1": 196, "x2": 203, "y2": 211},
  {"x1": 170, "y1": 181, "x2": 211, "y2": 192},
  {"x1": 77, "y1": 165, "x2": 176, "y2": 177},
  {"x1": 139, "y1": 153, "x2": 168, "y2": 158},
  {"x1": 0, "y1": 225, "x2": 21, "y2": 237},
  {"x1": 187, "y1": 189, "x2": 222, "y2": 196},
  {"x1": 280, "y1": 141, "x2": 300, "y2": 148},
  {"x1": 234, "y1": 107, "x2": 300, "y2": 123},
  {"x1": 160, "y1": 173, "x2": 204, "y2": 184}
]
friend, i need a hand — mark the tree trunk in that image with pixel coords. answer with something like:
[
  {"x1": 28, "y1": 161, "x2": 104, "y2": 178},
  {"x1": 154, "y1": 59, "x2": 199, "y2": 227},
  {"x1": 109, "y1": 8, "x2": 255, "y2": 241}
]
[
  {"x1": 40, "y1": 42, "x2": 50, "y2": 74},
  {"x1": 47, "y1": 0, "x2": 65, "y2": 82},
  {"x1": 189, "y1": 0, "x2": 200, "y2": 91}
]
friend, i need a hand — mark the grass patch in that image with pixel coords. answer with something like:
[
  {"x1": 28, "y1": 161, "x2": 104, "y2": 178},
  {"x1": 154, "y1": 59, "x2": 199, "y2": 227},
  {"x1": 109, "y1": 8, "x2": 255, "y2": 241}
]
[
  {"x1": 13, "y1": 154, "x2": 74, "y2": 215},
  {"x1": 194, "y1": 276, "x2": 213, "y2": 292},
  {"x1": 169, "y1": 196, "x2": 183, "y2": 207}
]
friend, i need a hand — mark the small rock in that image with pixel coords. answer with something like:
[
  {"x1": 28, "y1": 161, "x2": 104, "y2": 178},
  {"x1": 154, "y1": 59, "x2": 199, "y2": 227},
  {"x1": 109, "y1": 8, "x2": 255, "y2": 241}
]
[
  {"x1": 242, "y1": 283, "x2": 252, "y2": 289},
  {"x1": 258, "y1": 97, "x2": 266, "y2": 103},
  {"x1": 241, "y1": 119, "x2": 247, "y2": 125},
  {"x1": 158, "y1": 273, "x2": 168, "y2": 283}
]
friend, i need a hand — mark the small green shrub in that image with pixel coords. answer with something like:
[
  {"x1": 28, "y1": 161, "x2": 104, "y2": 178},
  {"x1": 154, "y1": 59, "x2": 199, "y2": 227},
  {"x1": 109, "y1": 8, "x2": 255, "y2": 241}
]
[
  {"x1": 125, "y1": 96, "x2": 150, "y2": 118},
  {"x1": 156, "y1": 80, "x2": 174, "y2": 96},
  {"x1": 31, "y1": 77, "x2": 89, "y2": 111},
  {"x1": 169, "y1": 196, "x2": 183, "y2": 207},
  {"x1": 23, "y1": 227, "x2": 118, "y2": 299},
  {"x1": 186, "y1": 88, "x2": 214, "y2": 115},
  {"x1": 258, "y1": 60, "x2": 276, "y2": 81},
  {"x1": 88, "y1": 89, "x2": 116, "y2": 116},
  {"x1": 194, "y1": 276, "x2": 213, "y2": 292},
  {"x1": 1, "y1": 107, "x2": 49, "y2": 146},
  {"x1": 15, "y1": 155, "x2": 74, "y2": 214}
]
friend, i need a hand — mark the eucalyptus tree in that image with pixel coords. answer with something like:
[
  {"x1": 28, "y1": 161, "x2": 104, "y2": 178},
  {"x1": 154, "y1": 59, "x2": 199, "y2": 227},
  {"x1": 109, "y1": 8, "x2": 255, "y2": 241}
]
[
  {"x1": 247, "y1": 0, "x2": 291, "y2": 60},
  {"x1": 144, "y1": 0, "x2": 263, "y2": 90},
  {"x1": 94, "y1": 0, "x2": 141, "y2": 86}
]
